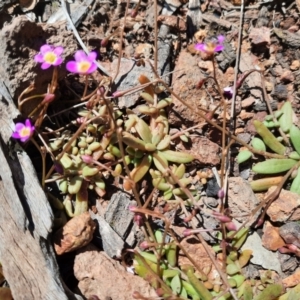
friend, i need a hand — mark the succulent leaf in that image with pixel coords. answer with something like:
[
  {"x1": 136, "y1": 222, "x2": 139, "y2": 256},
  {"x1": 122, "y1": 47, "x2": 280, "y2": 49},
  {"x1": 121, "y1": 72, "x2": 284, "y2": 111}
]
[
  {"x1": 253, "y1": 120, "x2": 286, "y2": 155},
  {"x1": 252, "y1": 159, "x2": 297, "y2": 174}
]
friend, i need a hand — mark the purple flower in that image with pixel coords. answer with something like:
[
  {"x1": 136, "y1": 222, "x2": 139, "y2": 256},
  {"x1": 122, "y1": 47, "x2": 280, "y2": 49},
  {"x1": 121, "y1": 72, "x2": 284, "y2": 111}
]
[
  {"x1": 11, "y1": 119, "x2": 35, "y2": 142},
  {"x1": 195, "y1": 35, "x2": 225, "y2": 55},
  {"x1": 34, "y1": 44, "x2": 64, "y2": 69},
  {"x1": 223, "y1": 86, "x2": 233, "y2": 99},
  {"x1": 66, "y1": 50, "x2": 97, "y2": 75}
]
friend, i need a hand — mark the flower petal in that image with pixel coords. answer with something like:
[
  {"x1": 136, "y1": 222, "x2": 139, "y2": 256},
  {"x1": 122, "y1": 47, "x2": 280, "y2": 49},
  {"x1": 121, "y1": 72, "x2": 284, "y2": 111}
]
[
  {"x1": 217, "y1": 35, "x2": 225, "y2": 43},
  {"x1": 53, "y1": 57, "x2": 63, "y2": 66},
  {"x1": 195, "y1": 43, "x2": 206, "y2": 52},
  {"x1": 40, "y1": 44, "x2": 52, "y2": 54},
  {"x1": 41, "y1": 62, "x2": 51, "y2": 69},
  {"x1": 66, "y1": 61, "x2": 79, "y2": 73},
  {"x1": 214, "y1": 45, "x2": 224, "y2": 52},
  {"x1": 87, "y1": 51, "x2": 97, "y2": 61},
  {"x1": 86, "y1": 63, "x2": 97, "y2": 74},
  {"x1": 11, "y1": 132, "x2": 21, "y2": 139},
  {"x1": 53, "y1": 46, "x2": 64, "y2": 55},
  {"x1": 74, "y1": 50, "x2": 87, "y2": 62},
  {"x1": 20, "y1": 136, "x2": 30, "y2": 142},
  {"x1": 15, "y1": 123, "x2": 25, "y2": 131},
  {"x1": 34, "y1": 53, "x2": 45, "y2": 63},
  {"x1": 25, "y1": 119, "x2": 32, "y2": 128}
]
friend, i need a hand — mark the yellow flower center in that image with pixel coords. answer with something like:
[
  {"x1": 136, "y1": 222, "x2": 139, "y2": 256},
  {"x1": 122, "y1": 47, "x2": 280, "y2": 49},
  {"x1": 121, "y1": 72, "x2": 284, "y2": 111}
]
[
  {"x1": 205, "y1": 42, "x2": 216, "y2": 53},
  {"x1": 78, "y1": 61, "x2": 91, "y2": 73},
  {"x1": 20, "y1": 127, "x2": 31, "y2": 138},
  {"x1": 44, "y1": 52, "x2": 57, "y2": 64}
]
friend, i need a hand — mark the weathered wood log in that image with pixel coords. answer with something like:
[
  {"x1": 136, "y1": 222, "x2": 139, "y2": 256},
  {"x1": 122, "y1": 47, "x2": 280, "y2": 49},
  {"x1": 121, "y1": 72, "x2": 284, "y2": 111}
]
[{"x1": 0, "y1": 84, "x2": 82, "y2": 300}]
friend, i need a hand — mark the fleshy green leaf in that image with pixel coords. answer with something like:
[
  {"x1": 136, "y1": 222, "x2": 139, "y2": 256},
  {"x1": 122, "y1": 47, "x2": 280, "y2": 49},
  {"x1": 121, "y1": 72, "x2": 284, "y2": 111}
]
[
  {"x1": 252, "y1": 159, "x2": 297, "y2": 174},
  {"x1": 237, "y1": 150, "x2": 252, "y2": 164}
]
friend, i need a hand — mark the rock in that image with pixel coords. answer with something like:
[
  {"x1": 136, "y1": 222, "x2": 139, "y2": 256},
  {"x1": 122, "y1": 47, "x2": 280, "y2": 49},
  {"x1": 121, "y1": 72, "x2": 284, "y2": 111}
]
[
  {"x1": 104, "y1": 191, "x2": 135, "y2": 246},
  {"x1": 267, "y1": 188, "x2": 300, "y2": 222},
  {"x1": 282, "y1": 269, "x2": 300, "y2": 287},
  {"x1": 53, "y1": 212, "x2": 96, "y2": 255},
  {"x1": 279, "y1": 222, "x2": 300, "y2": 248},
  {"x1": 239, "y1": 110, "x2": 254, "y2": 120},
  {"x1": 272, "y1": 84, "x2": 288, "y2": 101},
  {"x1": 176, "y1": 136, "x2": 220, "y2": 165},
  {"x1": 245, "y1": 111, "x2": 267, "y2": 134},
  {"x1": 262, "y1": 221, "x2": 285, "y2": 251},
  {"x1": 74, "y1": 244, "x2": 156, "y2": 299},
  {"x1": 157, "y1": 15, "x2": 186, "y2": 31},
  {"x1": 280, "y1": 70, "x2": 295, "y2": 83},
  {"x1": 0, "y1": 16, "x2": 77, "y2": 113},
  {"x1": 90, "y1": 211, "x2": 124, "y2": 258},
  {"x1": 278, "y1": 252, "x2": 298, "y2": 273},
  {"x1": 206, "y1": 177, "x2": 220, "y2": 197},
  {"x1": 241, "y1": 231, "x2": 283, "y2": 276},
  {"x1": 249, "y1": 26, "x2": 271, "y2": 48},
  {"x1": 241, "y1": 97, "x2": 256, "y2": 108},
  {"x1": 168, "y1": 51, "x2": 208, "y2": 127},
  {"x1": 290, "y1": 60, "x2": 300, "y2": 71},
  {"x1": 178, "y1": 237, "x2": 217, "y2": 280},
  {"x1": 227, "y1": 177, "x2": 260, "y2": 222}
]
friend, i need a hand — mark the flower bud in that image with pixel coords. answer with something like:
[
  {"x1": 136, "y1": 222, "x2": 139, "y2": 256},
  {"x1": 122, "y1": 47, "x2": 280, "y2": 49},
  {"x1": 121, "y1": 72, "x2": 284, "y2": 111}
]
[
  {"x1": 134, "y1": 213, "x2": 144, "y2": 227},
  {"x1": 81, "y1": 155, "x2": 94, "y2": 164},
  {"x1": 218, "y1": 188, "x2": 225, "y2": 200},
  {"x1": 225, "y1": 221, "x2": 237, "y2": 231}
]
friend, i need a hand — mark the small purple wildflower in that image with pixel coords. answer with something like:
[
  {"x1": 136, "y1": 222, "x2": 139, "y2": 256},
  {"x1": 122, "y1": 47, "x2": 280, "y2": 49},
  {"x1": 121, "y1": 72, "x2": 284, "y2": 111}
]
[
  {"x1": 34, "y1": 44, "x2": 64, "y2": 70},
  {"x1": 11, "y1": 119, "x2": 35, "y2": 142},
  {"x1": 66, "y1": 50, "x2": 97, "y2": 75},
  {"x1": 195, "y1": 35, "x2": 225, "y2": 55},
  {"x1": 223, "y1": 86, "x2": 233, "y2": 99}
]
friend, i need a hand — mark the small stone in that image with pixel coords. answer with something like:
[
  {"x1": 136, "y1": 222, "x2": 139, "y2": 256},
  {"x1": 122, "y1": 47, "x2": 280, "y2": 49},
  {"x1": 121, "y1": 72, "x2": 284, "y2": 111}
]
[
  {"x1": 241, "y1": 231, "x2": 283, "y2": 275},
  {"x1": 282, "y1": 269, "x2": 300, "y2": 288},
  {"x1": 241, "y1": 97, "x2": 255, "y2": 108},
  {"x1": 267, "y1": 188, "x2": 300, "y2": 222},
  {"x1": 224, "y1": 67, "x2": 235, "y2": 83},
  {"x1": 54, "y1": 212, "x2": 96, "y2": 255},
  {"x1": 176, "y1": 136, "x2": 220, "y2": 165},
  {"x1": 262, "y1": 221, "x2": 285, "y2": 251},
  {"x1": 206, "y1": 177, "x2": 220, "y2": 197},
  {"x1": 280, "y1": 70, "x2": 295, "y2": 83},
  {"x1": 264, "y1": 81, "x2": 274, "y2": 92},
  {"x1": 239, "y1": 110, "x2": 254, "y2": 120},
  {"x1": 227, "y1": 177, "x2": 260, "y2": 222},
  {"x1": 290, "y1": 60, "x2": 300, "y2": 71},
  {"x1": 249, "y1": 26, "x2": 271, "y2": 48},
  {"x1": 272, "y1": 84, "x2": 288, "y2": 101},
  {"x1": 279, "y1": 222, "x2": 300, "y2": 248},
  {"x1": 198, "y1": 60, "x2": 213, "y2": 73}
]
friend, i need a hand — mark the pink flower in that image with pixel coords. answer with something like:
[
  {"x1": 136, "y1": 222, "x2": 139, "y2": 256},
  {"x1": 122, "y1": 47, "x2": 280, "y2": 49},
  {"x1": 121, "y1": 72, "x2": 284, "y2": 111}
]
[
  {"x1": 34, "y1": 44, "x2": 64, "y2": 69},
  {"x1": 66, "y1": 50, "x2": 97, "y2": 75},
  {"x1": 195, "y1": 35, "x2": 225, "y2": 55},
  {"x1": 11, "y1": 119, "x2": 35, "y2": 142}
]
